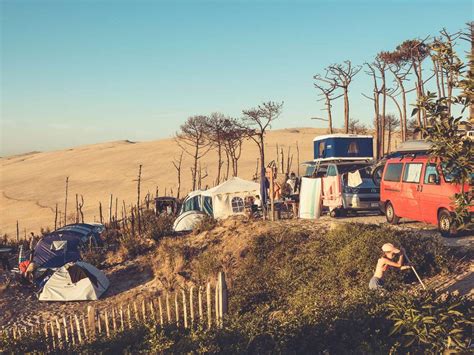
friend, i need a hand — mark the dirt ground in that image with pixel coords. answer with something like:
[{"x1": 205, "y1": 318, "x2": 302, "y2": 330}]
[{"x1": 0, "y1": 216, "x2": 472, "y2": 331}]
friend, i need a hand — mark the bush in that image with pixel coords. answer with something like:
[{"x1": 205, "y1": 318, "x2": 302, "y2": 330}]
[
  {"x1": 149, "y1": 214, "x2": 175, "y2": 241},
  {"x1": 118, "y1": 232, "x2": 149, "y2": 260},
  {"x1": 7, "y1": 223, "x2": 467, "y2": 353},
  {"x1": 387, "y1": 290, "x2": 473, "y2": 352},
  {"x1": 193, "y1": 215, "x2": 218, "y2": 234}
]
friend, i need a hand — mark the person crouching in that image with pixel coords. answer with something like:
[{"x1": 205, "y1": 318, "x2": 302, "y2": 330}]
[{"x1": 369, "y1": 243, "x2": 408, "y2": 290}]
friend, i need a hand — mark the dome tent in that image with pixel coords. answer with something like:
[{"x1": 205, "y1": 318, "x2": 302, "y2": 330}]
[
  {"x1": 38, "y1": 261, "x2": 109, "y2": 301},
  {"x1": 33, "y1": 223, "x2": 104, "y2": 269}
]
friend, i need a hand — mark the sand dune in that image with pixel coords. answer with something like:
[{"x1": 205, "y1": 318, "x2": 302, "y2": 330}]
[{"x1": 1, "y1": 127, "x2": 328, "y2": 238}]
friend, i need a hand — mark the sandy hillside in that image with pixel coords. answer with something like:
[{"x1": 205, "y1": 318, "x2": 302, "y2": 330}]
[{"x1": 1, "y1": 127, "x2": 334, "y2": 238}]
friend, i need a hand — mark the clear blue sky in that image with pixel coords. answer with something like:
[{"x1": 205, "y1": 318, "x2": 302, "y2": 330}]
[{"x1": 1, "y1": 0, "x2": 471, "y2": 156}]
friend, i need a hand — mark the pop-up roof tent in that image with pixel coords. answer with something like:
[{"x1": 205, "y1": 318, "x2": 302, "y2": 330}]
[
  {"x1": 33, "y1": 223, "x2": 104, "y2": 269},
  {"x1": 174, "y1": 177, "x2": 260, "y2": 231},
  {"x1": 38, "y1": 261, "x2": 109, "y2": 301},
  {"x1": 313, "y1": 134, "x2": 374, "y2": 161}
]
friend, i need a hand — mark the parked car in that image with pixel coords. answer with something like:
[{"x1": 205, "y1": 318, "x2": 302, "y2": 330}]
[
  {"x1": 380, "y1": 156, "x2": 474, "y2": 237},
  {"x1": 302, "y1": 161, "x2": 380, "y2": 217}
]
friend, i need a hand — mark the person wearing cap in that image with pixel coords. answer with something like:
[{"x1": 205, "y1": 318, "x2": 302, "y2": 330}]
[{"x1": 369, "y1": 243, "x2": 408, "y2": 290}]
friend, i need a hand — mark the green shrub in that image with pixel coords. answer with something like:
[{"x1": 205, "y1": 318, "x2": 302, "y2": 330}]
[{"x1": 387, "y1": 290, "x2": 473, "y2": 352}]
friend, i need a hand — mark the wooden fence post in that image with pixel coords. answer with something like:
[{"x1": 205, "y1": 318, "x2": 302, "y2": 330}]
[
  {"x1": 198, "y1": 286, "x2": 203, "y2": 321},
  {"x1": 149, "y1": 300, "x2": 156, "y2": 322},
  {"x1": 105, "y1": 310, "x2": 110, "y2": 337},
  {"x1": 50, "y1": 321, "x2": 56, "y2": 349},
  {"x1": 62, "y1": 316, "x2": 69, "y2": 344},
  {"x1": 133, "y1": 301, "x2": 139, "y2": 322},
  {"x1": 182, "y1": 289, "x2": 188, "y2": 328},
  {"x1": 120, "y1": 305, "x2": 125, "y2": 331},
  {"x1": 174, "y1": 292, "x2": 180, "y2": 326},
  {"x1": 127, "y1": 303, "x2": 132, "y2": 329},
  {"x1": 158, "y1": 297, "x2": 164, "y2": 326},
  {"x1": 189, "y1": 286, "x2": 195, "y2": 327},
  {"x1": 214, "y1": 280, "x2": 219, "y2": 325},
  {"x1": 69, "y1": 316, "x2": 76, "y2": 346},
  {"x1": 166, "y1": 293, "x2": 171, "y2": 323},
  {"x1": 87, "y1": 305, "x2": 96, "y2": 340},
  {"x1": 206, "y1": 282, "x2": 212, "y2": 329},
  {"x1": 55, "y1": 318, "x2": 62, "y2": 348},
  {"x1": 74, "y1": 315, "x2": 82, "y2": 344},
  {"x1": 82, "y1": 317, "x2": 88, "y2": 340},
  {"x1": 112, "y1": 308, "x2": 117, "y2": 332},
  {"x1": 97, "y1": 312, "x2": 102, "y2": 334},
  {"x1": 119, "y1": 305, "x2": 125, "y2": 332},
  {"x1": 218, "y1": 272, "x2": 228, "y2": 327},
  {"x1": 141, "y1": 299, "x2": 147, "y2": 322}
]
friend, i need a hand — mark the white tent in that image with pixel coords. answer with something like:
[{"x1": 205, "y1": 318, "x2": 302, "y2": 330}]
[
  {"x1": 177, "y1": 177, "x2": 260, "y2": 227},
  {"x1": 173, "y1": 210, "x2": 207, "y2": 232},
  {"x1": 39, "y1": 261, "x2": 109, "y2": 301}
]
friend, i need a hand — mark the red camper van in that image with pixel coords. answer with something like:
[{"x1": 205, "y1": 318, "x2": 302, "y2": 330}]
[{"x1": 380, "y1": 156, "x2": 473, "y2": 237}]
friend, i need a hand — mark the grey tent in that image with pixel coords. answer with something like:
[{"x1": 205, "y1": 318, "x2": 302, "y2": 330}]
[{"x1": 38, "y1": 261, "x2": 109, "y2": 301}]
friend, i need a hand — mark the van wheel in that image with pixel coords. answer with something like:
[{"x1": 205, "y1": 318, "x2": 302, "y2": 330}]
[
  {"x1": 438, "y1": 209, "x2": 457, "y2": 238},
  {"x1": 385, "y1": 202, "x2": 399, "y2": 225}
]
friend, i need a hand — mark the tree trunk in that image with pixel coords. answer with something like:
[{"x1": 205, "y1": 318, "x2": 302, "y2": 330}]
[
  {"x1": 344, "y1": 89, "x2": 349, "y2": 133},
  {"x1": 258, "y1": 136, "x2": 267, "y2": 219},
  {"x1": 64, "y1": 177, "x2": 69, "y2": 226},
  {"x1": 374, "y1": 95, "x2": 381, "y2": 160},
  {"x1": 326, "y1": 97, "x2": 333, "y2": 134},
  {"x1": 192, "y1": 145, "x2": 199, "y2": 191},
  {"x1": 216, "y1": 144, "x2": 222, "y2": 185},
  {"x1": 381, "y1": 71, "x2": 386, "y2": 155}
]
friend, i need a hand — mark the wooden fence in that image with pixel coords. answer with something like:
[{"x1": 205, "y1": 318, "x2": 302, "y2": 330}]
[{"x1": 2, "y1": 272, "x2": 228, "y2": 351}]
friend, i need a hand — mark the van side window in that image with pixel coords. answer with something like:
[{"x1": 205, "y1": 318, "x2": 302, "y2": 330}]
[
  {"x1": 402, "y1": 163, "x2": 423, "y2": 183},
  {"x1": 424, "y1": 164, "x2": 439, "y2": 184},
  {"x1": 384, "y1": 163, "x2": 403, "y2": 182}
]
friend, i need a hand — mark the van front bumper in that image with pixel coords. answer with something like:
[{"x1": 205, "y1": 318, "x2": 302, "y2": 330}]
[{"x1": 342, "y1": 193, "x2": 380, "y2": 210}]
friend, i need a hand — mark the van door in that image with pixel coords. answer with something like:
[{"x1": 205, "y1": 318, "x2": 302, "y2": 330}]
[
  {"x1": 400, "y1": 162, "x2": 424, "y2": 220},
  {"x1": 381, "y1": 162, "x2": 404, "y2": 213},
  {"x1": 418, "y1": 163, "x2": 442, "y2": 224}
]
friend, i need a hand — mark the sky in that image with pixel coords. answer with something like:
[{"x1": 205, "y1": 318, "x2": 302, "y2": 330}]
[{"x1": 1, "y1": 0, "x2": 472, "y2": 156}]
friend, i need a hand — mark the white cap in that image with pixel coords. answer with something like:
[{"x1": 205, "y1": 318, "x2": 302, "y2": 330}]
[{"x1": 382, "y1": 243, "x2": 400, "y2": 254}]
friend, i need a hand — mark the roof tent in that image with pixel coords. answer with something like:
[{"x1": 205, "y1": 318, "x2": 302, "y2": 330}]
[
  {"x1": 313, "y1": 134, "x2": 373, "y2": 161},
  {"x1": 33, "y1": 223, "x2": 104, "y2": 269}
]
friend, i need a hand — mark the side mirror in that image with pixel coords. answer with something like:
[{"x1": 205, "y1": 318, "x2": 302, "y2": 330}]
[{"x1": 428, "y1": 174, "x2": 439, "y2": 184}]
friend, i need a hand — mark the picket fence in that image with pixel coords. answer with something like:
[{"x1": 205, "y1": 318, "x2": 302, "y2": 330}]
[{"x1": 2, "y1": 272, "x2": 228, "y2": 350}]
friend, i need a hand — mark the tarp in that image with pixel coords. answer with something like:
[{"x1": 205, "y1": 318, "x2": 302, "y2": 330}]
[
  {"x1": 39, "y1": 261, "x2": 109, "y2": 301},
  {"x1": 299, "y1": 177, "x2": 322, "y2": 219}
]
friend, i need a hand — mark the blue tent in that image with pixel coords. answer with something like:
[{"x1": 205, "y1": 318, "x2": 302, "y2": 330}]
[{"x1": 33, "y1": 224, "x2": 104, "y2": 268}]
